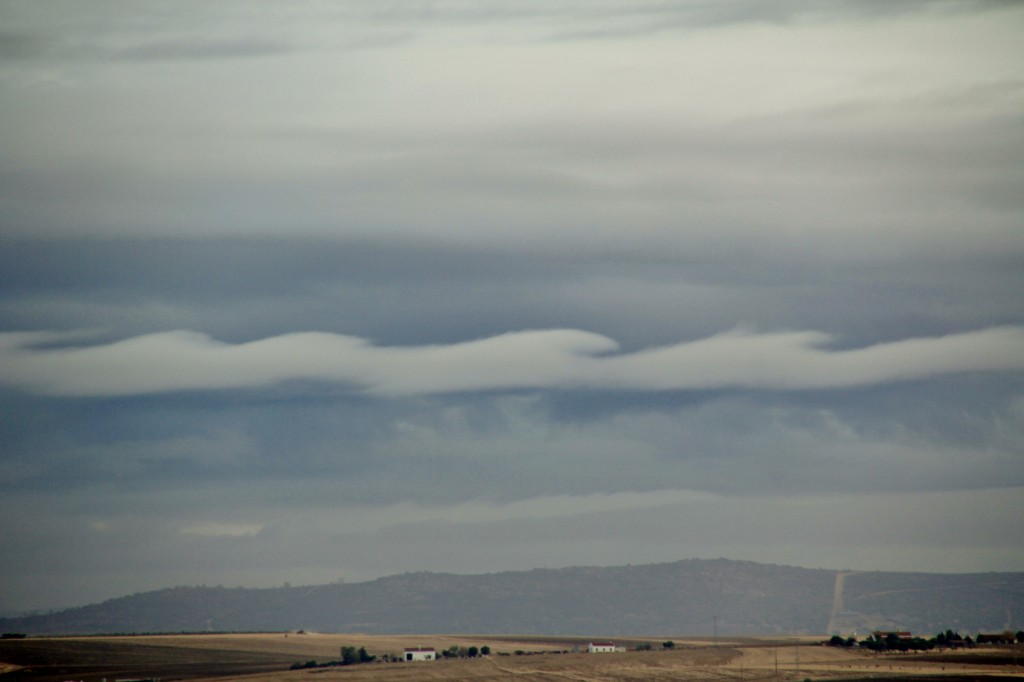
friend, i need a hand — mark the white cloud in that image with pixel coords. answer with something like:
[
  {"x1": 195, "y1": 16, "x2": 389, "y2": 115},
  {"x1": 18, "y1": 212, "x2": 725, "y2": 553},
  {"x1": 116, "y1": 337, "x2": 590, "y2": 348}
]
[{"x1": 1, "y1": 326, "x2": 1022, "y2": 397}]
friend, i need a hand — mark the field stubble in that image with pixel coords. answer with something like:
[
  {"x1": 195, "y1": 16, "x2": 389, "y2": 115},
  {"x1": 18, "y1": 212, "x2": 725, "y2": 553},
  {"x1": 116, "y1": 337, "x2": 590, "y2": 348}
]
[{"x1": 2, "y1": 633, "x2": 1023, "y2": 682}]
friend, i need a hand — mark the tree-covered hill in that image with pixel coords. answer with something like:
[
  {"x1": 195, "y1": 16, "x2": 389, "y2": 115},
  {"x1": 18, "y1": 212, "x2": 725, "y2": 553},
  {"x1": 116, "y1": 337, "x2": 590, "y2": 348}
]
[{"x1": 2, "y1": 559, "x2": 1021, "y2": 636}]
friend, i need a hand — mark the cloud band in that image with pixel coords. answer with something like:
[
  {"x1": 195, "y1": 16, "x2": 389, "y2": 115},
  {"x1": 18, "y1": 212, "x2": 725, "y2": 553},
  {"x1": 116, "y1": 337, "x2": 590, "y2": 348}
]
[{"x1": 2, "y1": 326, "x2": 1022, "y2": 397}]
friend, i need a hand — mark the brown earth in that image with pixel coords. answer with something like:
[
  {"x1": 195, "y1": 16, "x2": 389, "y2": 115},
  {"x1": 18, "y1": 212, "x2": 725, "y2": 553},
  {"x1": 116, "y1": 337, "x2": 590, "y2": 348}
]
[{"x1": 1, "y1": 633, "x2": 1022, "y2": 682}]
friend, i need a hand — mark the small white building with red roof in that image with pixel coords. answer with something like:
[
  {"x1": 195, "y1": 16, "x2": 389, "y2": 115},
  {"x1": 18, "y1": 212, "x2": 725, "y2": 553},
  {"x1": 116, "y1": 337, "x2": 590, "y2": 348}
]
[{"x1": 403, "y1": 647, "x2": 436, "y2": 661}]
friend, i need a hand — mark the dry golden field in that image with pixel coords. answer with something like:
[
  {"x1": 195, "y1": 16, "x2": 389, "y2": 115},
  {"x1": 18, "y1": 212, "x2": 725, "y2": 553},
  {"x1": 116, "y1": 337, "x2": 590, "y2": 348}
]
[{"x1": 1, "y1": 632, "x2": 1022, "y2": 682}]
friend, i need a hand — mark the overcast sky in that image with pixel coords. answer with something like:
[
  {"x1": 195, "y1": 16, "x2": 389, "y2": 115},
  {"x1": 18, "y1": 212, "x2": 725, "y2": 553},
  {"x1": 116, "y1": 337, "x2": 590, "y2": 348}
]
[{"x1": 2, "y1": 0, "x2": 1023, "y2": 615}]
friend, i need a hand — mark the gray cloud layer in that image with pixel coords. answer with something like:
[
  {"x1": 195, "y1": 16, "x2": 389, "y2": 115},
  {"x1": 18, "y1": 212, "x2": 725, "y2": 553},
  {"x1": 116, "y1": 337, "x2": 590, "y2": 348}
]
[{"x1": 1, "y1": 0, "x2": 1022, "y2": 614}]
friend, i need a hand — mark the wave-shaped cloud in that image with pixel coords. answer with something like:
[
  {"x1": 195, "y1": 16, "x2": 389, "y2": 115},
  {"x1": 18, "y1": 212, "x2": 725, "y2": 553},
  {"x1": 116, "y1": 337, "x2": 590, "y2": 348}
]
[{"x1": 2, "y1": 326, "x2": 1022, "y2": 397}]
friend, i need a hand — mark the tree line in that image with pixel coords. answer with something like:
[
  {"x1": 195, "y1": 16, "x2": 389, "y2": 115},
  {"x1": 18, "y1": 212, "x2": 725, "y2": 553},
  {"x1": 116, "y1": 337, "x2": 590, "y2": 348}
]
[
  {"x1": 289, "y1": 645, "x2": 375, "y2": 669},
  {"x1": 828, "y1": 629, "x2": 1024, "y2": 652}
]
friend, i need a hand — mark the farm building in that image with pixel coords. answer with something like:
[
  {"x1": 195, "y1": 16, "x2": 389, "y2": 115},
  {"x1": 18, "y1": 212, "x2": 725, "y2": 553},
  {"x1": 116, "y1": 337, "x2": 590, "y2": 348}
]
[
  {"x1": 404, "y1": 647, "x2": 436, "y2": 661},
  {"x1": 588, "y1": 641, "x2": 618, "y2": 653}
]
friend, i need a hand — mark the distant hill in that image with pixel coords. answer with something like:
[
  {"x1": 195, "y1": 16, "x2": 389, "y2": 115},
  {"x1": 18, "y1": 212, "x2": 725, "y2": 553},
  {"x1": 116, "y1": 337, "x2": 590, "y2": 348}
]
[{"x1": 2, "y1": 559, "x2": 1021, "y2": 636}]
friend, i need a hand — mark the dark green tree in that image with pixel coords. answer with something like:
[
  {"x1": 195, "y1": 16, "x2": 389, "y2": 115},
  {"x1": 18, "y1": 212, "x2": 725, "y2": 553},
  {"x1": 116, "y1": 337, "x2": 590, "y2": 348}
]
[{"x1": 859, "y1": 636, "x2": 883, "y2": 651}]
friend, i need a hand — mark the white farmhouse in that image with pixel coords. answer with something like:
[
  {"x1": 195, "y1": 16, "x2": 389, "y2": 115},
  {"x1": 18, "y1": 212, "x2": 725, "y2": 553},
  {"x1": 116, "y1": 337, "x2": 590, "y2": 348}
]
[
  {"x1": 588, "y1": 641, "x2": 617, "y2": 653},
  {"x1": 404, "y1": 647, "x2": 436, "y2": 661}
]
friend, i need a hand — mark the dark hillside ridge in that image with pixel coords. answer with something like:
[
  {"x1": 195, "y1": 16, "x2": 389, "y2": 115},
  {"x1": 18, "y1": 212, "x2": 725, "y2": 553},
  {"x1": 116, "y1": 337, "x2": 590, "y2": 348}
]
[{"x1": 2, "y1": 559, "x2": 1021, "y2": 636}]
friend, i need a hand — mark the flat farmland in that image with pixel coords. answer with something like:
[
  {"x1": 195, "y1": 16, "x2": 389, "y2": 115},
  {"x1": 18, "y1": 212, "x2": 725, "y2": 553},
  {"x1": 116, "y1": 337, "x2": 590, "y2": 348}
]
[{"x1": 1, "y1": 633, "x2": 1022, "y2": 682}]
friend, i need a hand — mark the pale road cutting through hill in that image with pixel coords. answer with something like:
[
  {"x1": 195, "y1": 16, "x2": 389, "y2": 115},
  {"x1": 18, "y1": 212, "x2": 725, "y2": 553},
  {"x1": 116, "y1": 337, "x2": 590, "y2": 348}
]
[{"x1": 826, "y1": 571, "x2": 857, "y2": 634}]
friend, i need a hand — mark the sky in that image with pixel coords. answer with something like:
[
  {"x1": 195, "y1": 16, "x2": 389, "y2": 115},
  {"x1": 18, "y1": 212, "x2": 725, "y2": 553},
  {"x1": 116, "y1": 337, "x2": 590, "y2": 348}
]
[{"x1": 1, "y1": 0, "x2": 1023, "y2": 615}]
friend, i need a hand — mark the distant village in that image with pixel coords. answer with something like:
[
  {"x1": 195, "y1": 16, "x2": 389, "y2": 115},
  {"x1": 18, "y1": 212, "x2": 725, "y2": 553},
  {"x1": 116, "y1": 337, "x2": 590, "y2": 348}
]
[
  {"x1": 400, "y1": 641, "x2": 630, "y2": 660},
  {"x1": 276, "y1": 630, "x2": 1024, "y2": 670},
  {"x1": 288, "y1": 640, "x2": 641, "y2": 669}
]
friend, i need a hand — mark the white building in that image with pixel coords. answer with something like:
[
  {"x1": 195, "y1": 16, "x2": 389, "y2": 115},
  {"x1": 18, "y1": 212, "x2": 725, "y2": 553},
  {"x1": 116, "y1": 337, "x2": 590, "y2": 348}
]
[
  {"x1": 404, "y1": 647, "x2": 436, "y2": 661},
  {"x1": 588, "y1": 641, "x2": 617, "y2": 653}
]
